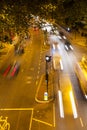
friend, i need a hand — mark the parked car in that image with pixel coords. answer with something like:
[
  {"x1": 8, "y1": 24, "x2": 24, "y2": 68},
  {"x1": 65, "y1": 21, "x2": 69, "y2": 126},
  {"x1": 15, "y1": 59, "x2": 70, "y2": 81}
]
[{"x1": 14, "y1": 44, "x2": 24, "y2": 55}]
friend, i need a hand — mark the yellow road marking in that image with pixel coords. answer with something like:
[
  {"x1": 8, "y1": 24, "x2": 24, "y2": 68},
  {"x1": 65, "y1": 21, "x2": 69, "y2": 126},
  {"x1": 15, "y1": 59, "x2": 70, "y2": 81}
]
[
  {"x1": 53, "y1": 103, "x2": 56, "y2": 127},
  {"x1": 33, "y1": 118, "x2": 53, "y2": 127},
  {"x1": 80, "y1": 117, "x2": 84, "y2": 127},
  {"x1": 0, "y1": 108, "x2": 33, "y2": 111},
  {"x1": 29, "y1": 110, "x2": 34, "y2": 130}
]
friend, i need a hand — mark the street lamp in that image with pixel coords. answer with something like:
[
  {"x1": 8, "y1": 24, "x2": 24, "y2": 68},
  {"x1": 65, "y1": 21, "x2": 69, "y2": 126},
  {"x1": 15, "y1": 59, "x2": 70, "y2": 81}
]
[
  {"x1": 45, "y1": 55, "x2": 51, "y2": 93},
  {"x1": 44, "y1": 55, "x2": 51, "y2": 101}
]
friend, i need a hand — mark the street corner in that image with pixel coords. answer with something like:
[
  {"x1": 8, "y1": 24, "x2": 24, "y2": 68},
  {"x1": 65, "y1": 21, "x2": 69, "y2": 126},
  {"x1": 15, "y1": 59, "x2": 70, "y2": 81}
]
[{"x1": 35, "y1": 73, "x2": 55, "y2": 103}]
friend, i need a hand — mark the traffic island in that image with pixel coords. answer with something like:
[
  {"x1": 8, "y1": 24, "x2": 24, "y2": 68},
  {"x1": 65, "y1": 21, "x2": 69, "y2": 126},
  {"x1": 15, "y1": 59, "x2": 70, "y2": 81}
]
[{"x1": 35, "y1": 72, "x2": 55, "y2": 103}]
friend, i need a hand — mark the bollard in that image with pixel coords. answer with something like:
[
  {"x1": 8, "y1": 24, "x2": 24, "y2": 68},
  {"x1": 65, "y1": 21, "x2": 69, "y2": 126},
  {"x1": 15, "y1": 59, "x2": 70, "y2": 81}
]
[{"x1": 44, "y1": 92, "x2": 48, "y2": 101}]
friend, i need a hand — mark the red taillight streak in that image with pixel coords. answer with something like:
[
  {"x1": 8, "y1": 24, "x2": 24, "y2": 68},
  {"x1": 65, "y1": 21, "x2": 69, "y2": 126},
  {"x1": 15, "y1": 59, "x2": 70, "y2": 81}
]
[{"x1": 3, "y1": 65, "x2": 12, "y2": 77}]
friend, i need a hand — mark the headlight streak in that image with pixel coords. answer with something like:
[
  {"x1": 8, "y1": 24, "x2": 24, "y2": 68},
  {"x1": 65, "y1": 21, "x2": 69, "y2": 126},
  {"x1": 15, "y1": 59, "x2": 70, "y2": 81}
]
[
  {"x1": 65, "y1": 45, "x2": 69, "y2": 50},
  {"x1": 58, "y1": 90, "x2": 64, "y2": 118},
  {"x1": 69, "y1": 91, "x2": 78, "y2": 118},
  {"x1": 70, "y1": 45, "x2": 73, "y2": 50},
  {"x1": 60, "y1": 59, "x2": 63, "y2": 70}
]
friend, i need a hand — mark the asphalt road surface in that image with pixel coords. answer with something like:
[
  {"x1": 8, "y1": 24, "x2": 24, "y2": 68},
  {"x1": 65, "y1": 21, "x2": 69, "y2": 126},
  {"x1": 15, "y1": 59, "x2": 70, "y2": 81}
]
[{"x1": 0, "y1": 28, "x2": 87, "y2": 130}]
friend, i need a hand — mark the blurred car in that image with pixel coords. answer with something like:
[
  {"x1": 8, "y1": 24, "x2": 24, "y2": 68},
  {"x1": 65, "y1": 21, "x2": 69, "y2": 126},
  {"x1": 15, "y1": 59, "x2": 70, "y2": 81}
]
[
  {"x1": 59, "y1": 31, "x2": 64, "y2": 37},
  {"x1": 3, "y1": 60, "x2": 20, "y2": 78},
  {"x1": 59, "y1": 31, "x2": 67, "y2": 40},
  {"x1": 62, "y1": 35, "x2": 67, "y2": 40},
  {"x1": 3, "y1": 64, "x2": 12, "y2": 77},
  {"x1": 64, "y1": 41, "x2": 73, "y2": 51},
  {"x1": 33, "y1": 26, "x2": 39, "y2": 31},
  {"x1": 6, "y1": 61, "x2": 20, "y2": 78},
  {"x1": 57, "y1": 35, "x2": 62, "y2": 40},
  {"x1": 52, "y1": 53, "x2": 63, "y2": 70},
  {"x1": 14, "y1": 44, "x2": 24, "y2": 55},
  {"x1": 10, "y1": 61, "x2": 20, "y2": 77}
]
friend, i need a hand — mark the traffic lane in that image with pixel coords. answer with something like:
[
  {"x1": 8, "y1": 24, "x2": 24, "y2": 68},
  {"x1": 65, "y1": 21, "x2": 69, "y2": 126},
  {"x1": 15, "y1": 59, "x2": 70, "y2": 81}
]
[
  {"x1": 55, "y1": 102, "x2": 83, "y2": 130},
  {"x1": 7, "y1": 33, "x2": 43, "y2": 107},
  {"x1": 32, "y1": 103, "x2": 55, "y2": 130},
  {"x1": 55, "y1": 115, "x2": 85, "y2": 130},
  {"x1": 50, "y1": 31, "x2": 87, "y2": 129},
  {"x1": 59, "y1": 42, "x2": 87, "y2": 129},
  {"x1": 65, "y1": 47, "x2": 87, "y2": 128},
  {"x1": 0, "y1": 108, "x2": 33, "y2": 130},
  {"x1": 70, "y1": 73, "x2": 87, "y2": 130},
  {"x1": 54, "y1": 39, "x2": 87, "y2": 129},
  {"x1": 0, "y1": 30, "x2": 55, "y2": 130},
  {"x1": 0, "y1": 37, "x2": 39, "y2": 108},
  {"x1": 54, "y1": 74, "x2": 86, "y2": 130},
  {"x1": 0, "y1": 30, "x2": 54, "y2": 130}
]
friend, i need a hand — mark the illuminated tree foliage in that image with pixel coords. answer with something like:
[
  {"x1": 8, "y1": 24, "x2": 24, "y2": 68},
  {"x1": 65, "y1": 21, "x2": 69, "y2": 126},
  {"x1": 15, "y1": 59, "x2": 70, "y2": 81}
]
[{"x1": 0, "y1": 0, "x2": 87, "y2": 41}]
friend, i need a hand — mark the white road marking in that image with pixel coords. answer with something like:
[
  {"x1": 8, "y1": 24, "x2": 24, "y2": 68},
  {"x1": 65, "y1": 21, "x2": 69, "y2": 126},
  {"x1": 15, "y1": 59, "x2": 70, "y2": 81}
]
[
  {"x1": 69, "y1": 91, "x2": 78, "y2": 118},
  {"x1": 33, "y1": 118, "x2": 53, "y2": 127},
  {"x1": 26, "y1": 76, "x2": 32, "y2": 84},
  {"x1": 26, "y1": 76, "x2": 32, "y2": 79},
  {"x1": 58, "y1": 90, "x2": 64, "y2": 118},
  {"x1": 80, "y1": 117, "x2": 84, "y2": 127},
  {"x1": 60, "y1": 60, "x2": 63, "y2": 70},
  {"x1": 26, "y1": 81, "x2": 31, "y2": 84}
]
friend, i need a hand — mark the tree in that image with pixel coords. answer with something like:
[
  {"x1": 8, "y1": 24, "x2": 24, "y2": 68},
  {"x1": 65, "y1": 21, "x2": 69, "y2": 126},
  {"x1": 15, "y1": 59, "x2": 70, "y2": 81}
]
[{"x1": 0, "y1": 0, "x2": 87, "y2": 42}]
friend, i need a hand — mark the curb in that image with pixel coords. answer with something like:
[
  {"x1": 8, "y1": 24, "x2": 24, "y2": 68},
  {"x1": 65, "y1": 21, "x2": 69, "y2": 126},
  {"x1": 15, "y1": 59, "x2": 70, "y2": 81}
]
[{"x1": 35, "y1": 73, "x2": 54, "y2": 104}]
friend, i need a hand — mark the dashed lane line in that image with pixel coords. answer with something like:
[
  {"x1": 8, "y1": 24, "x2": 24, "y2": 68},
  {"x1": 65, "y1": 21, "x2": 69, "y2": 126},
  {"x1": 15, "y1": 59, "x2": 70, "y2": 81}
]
[
  {"x1": 26, "y1": 76, "x2": 32, "y2": 84},
  {"x1": 80, "y1": 117, "x2": 84, "y2": 127}
]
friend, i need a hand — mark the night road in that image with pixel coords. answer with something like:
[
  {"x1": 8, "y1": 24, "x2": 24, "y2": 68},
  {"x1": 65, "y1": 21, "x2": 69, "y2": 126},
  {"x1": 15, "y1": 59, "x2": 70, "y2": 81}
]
[{"x1": 0, "y1": 27, "x2": 87, "y2": 130}]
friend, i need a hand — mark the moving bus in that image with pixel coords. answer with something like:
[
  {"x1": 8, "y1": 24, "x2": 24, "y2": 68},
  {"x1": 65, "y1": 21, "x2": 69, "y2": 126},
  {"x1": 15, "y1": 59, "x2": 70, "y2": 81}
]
[{"x1": 75, "y1": 61, "x2": 87, "y2": 99}]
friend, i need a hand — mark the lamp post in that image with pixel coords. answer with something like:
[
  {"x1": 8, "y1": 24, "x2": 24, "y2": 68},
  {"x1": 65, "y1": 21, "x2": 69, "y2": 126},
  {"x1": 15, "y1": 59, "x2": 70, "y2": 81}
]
[{"x1": 45, "y1": 55, "x2": 51, "y2": 93}]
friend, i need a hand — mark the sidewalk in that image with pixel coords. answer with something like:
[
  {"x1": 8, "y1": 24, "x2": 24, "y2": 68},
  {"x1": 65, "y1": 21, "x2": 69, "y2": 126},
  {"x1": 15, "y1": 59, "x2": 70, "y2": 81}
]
[
  {"x1": 0, "y1": 43, "x2": 13, "y2": 67},
  {"x1": 68, "y1": 31, "x2": 87, "y2": 47},
  {"x1": 58, "y1": 24, "x2": 87, "y2": 46},
  {"x1": 35, "y1": 71, "x2": 55, "y2": 103}
]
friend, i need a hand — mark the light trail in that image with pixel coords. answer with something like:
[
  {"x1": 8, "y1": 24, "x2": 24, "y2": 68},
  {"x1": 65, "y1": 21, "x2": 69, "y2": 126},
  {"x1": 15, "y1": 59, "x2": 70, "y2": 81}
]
[
  {"x1": 60, "y1": 59, "x2": 63, "y2": 70},
  {"x1": 69, "y1": 91, "x2": 78, "y2": 118},
  {"x1": 58, "y1": 90, "x2": 64, "y2": 118}
]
